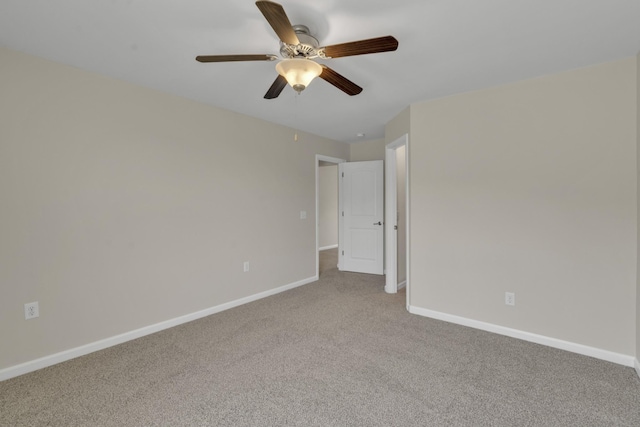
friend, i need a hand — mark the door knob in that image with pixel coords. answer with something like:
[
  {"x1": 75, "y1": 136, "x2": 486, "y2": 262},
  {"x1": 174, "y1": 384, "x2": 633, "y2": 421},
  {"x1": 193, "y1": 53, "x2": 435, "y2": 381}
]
[{"x1": 373, "y1": 221, "x2": 382, "y2": 225}]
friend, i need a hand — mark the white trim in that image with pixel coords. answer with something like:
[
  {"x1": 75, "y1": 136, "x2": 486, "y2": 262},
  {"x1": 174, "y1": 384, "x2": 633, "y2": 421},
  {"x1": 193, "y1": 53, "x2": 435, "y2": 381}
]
[
  {"x1": 384, "y1": 134, "x2": 410, "y2": 305},
  {"x1": 397, "y1": 280, "x2": 406, "y2": 290},
  {"x1": 0, "y1": 275, "x2": 318, "y2": 382},
  {"x1": 319, "y1": 244, "x2": 338, "y2": 251},
  {"x1": 409, "y1": 305, "x2": 636, "y2": 368},
  {"x1": 316, "y1": 155, "x2": 346, "y2": 164},
  {"x1": 635, "y1": 358, "x2": 640, "y2": 379},
  {"x1": 405, "y1": 136, "x2": 411, "y2": 310},
  {"x1": 384, "y1": 145, "x2": 398, "y2": 293},
  {"x1": 338, "y1": 162, "x2": 344, "y2": 271}
]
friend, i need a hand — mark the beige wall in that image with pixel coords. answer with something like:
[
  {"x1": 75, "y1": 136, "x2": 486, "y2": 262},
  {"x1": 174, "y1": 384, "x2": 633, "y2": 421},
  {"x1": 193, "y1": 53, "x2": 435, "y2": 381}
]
[
  {"x1": 349, "y1": 138, "x2": 386, "y2": 161},
  {"x1": 409, "y1": 58, "x2": 637, "y2": 355},
  {"x1": 385, "y1": 107, "x2": 410, "y2": 145},
  {"x1": 0, "y1": 47, "x2": 349, "y2": 370},
  {"x1": 319, "y1": 165, "x2": 338, "y2": 248}
]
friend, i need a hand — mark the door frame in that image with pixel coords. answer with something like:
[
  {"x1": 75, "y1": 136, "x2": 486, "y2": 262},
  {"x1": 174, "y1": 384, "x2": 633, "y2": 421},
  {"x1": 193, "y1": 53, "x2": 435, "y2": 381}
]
[
  {"x1": 385, "y1": 134, "x2": 410, "y2": 308},
  {"x1": 315, "y1": 155, "x2": 346, "y2": 278}
]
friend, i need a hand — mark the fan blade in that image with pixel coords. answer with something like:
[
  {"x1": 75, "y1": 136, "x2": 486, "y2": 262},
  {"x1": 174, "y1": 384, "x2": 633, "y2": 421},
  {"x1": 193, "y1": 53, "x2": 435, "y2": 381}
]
[
  {"x1": 321, "y1": 36, "x2": 398, "y2": 58},
  {"x1": 264, "y1": 75, "x2": 288, "y2": 99},
  {"x1": 196, "y1": 54, "x2": 277, "y2": 63},
  {"x1": 319, "y1": 66, "x2": 363, "y2": 96},
  {"x1": 255, "y1": 1, "x2": 300, "y2": 45}
]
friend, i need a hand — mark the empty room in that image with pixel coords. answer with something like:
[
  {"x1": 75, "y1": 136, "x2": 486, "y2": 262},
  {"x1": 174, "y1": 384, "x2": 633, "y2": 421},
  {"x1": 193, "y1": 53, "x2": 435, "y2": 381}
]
[{"x1": 1, "y1": 1, "x2": 640, "y2": 425}]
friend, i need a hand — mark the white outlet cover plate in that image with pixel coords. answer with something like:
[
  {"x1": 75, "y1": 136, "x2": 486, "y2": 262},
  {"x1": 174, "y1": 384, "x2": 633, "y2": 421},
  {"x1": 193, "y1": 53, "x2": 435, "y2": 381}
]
[
  {"x1": 24, "y1": 302, "x2": 40, "y2": 319},
  {"x1": 505, "y1": 292, "x2": 515, "y2": 306}
]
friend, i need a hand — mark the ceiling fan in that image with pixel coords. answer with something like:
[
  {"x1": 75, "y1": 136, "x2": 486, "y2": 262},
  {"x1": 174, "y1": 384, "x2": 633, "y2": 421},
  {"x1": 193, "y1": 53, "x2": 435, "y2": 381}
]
[{"x1": 195, "y1": 0, "x2": 399, "y2": 99}]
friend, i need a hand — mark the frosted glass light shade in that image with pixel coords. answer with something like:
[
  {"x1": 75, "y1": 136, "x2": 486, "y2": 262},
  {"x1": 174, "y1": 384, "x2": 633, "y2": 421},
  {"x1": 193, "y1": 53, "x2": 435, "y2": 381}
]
[{"x1": 275, "y1": 59, "x2": 323, "y2": 93}]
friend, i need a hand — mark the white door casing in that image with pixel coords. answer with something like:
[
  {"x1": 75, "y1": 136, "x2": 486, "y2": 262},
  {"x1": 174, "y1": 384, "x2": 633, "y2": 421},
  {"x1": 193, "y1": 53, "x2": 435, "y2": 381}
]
[
  {"x1": 385, "y1": 146, "x2": 398, "y2": 293},
  {"x1": 385, "y1": 134, "x2": 410, "y2": 308},
  {"x1": 339, "y1": 160, "x2": 384, "y2": 275}
]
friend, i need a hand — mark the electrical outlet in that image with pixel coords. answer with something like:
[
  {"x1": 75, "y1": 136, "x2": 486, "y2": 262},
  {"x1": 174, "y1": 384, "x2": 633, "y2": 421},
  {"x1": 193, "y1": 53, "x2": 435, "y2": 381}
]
[
  {"x1": 300, "y1": 211, "x2": 307, "y2": 219},
  {"x1": 24, "y1": 301, "x2": 39, "y2": 319},
  {"x1": 505, "y1": 292, "x2": 515, "y2": 306},
  {"x1": 243, "y1": 261, "x2": 250, "y2": 272}
]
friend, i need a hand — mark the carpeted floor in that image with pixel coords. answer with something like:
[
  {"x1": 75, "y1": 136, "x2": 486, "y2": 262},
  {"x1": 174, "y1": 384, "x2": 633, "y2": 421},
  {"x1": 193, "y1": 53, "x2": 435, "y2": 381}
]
[{"x1": 1, "y1": 248, "x2": 639, "y2": 426}]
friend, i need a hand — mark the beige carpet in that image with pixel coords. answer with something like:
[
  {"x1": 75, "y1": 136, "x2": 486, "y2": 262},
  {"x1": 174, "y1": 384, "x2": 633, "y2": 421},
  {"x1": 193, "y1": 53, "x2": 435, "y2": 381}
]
[{"x1": 1, "y1": 248, "x2": 639, "y2": 426}]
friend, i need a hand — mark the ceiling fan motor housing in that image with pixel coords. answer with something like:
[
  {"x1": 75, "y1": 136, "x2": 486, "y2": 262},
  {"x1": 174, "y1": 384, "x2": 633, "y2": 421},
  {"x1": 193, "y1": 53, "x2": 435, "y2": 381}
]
[{"x1": 280, "y1": 25, "x2": 320, "y2": 58}]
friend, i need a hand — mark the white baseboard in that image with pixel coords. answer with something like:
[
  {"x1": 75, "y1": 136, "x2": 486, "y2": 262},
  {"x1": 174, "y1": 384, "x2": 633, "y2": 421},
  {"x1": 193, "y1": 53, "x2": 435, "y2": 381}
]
[
  {"x1": 409, "y1": 306, "x2": 636, "y2": 368},
  {"x1": 635, "y1": 358, "x2": 640, "y2": 379},
  {"x1": 384, "y1": 280, "x2": 406, "y2": 294},
  {"x1": 0, "y1": 275, "x2": 318, "y2": 382},
  {"x1": 319, "y1": 244, "x2": 338, "y2": 251}
]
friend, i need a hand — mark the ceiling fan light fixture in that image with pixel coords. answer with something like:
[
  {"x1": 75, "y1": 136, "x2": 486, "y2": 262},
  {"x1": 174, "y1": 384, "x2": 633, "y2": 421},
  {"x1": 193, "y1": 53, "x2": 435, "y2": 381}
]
[{"x1": 275, "y1": 59, "x2": 322, "y2": 93}]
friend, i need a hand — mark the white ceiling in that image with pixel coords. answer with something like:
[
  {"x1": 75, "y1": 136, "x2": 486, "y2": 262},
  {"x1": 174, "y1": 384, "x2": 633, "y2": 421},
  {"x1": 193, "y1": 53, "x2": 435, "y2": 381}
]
[{"x1": 1, "y1": 0, "x2": 639, "y2": 143}]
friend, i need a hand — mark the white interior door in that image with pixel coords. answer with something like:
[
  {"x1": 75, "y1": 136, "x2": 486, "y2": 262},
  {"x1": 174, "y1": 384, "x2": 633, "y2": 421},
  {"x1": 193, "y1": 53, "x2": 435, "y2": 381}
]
[{"x1": 339, "y1": 160, "x2": 384, "y2": 275}]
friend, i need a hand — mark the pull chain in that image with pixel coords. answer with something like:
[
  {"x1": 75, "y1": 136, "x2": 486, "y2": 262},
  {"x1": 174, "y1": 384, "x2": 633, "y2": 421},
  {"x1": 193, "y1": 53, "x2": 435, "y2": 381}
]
[{"x1": 293, "y1": 92, "x2": 299, "y2": 142}]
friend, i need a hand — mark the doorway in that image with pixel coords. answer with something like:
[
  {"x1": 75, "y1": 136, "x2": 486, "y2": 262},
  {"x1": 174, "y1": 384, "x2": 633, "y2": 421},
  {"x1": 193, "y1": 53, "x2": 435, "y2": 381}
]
[
  {"x1": 315, "y1": 155, "x2": 345, "y2": 278},
  {"x1": 385, "y1": 134, "x2": 410, "y2": 309}
]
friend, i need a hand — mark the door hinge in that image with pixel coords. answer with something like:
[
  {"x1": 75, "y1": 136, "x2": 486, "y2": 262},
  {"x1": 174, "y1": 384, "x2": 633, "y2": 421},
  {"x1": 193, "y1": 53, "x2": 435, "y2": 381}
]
[
  {"x1": 342, "y1": 250, "x2": 344, "y2": 255},
  {"x1": 342, "y1": 172, "x2": 344, "y2": 178},
  {"x1": 342, "y1": 211, "x2": 344, "y2": 216}
]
